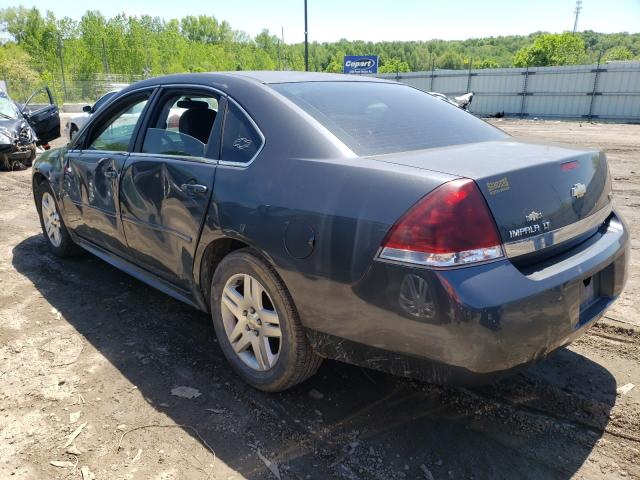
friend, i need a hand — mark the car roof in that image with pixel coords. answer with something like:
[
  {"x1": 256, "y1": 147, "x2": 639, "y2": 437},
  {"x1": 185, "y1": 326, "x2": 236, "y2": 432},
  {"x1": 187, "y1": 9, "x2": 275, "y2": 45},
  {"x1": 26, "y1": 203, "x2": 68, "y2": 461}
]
[
  {"x1": 118, "y1": 71, "x2": 395, "y2": 96},
  {"x1": 228, "y1": 70, "x2": 393, "y2": 84}
]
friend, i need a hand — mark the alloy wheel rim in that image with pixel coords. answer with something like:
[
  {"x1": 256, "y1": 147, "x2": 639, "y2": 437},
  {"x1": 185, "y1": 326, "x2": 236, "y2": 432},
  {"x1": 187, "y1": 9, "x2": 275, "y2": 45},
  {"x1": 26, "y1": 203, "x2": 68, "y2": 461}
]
[
  {"x1": 41, "y1": 192, "x2": 62, "y2": 247},
  {"x1": 221, "y1": 273, "x2": 281, "y2": 371}
]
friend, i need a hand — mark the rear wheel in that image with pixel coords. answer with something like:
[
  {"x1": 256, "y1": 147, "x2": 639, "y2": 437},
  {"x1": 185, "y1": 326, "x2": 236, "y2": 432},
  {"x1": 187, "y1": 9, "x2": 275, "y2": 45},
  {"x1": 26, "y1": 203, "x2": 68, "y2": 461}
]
[
  {"x1": 35, "y1": 181, "x2": 82, "y2": 257},
  {"x1": 210, "y1": 249, "x2": 322, "y2": 391}
]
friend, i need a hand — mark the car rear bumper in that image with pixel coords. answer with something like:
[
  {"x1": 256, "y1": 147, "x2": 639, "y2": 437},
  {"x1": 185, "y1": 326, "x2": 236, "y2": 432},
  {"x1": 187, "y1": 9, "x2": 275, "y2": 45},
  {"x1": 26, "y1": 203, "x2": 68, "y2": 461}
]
[{"x1": 304, "y1": 210, "x2": 629, "y2": 382}]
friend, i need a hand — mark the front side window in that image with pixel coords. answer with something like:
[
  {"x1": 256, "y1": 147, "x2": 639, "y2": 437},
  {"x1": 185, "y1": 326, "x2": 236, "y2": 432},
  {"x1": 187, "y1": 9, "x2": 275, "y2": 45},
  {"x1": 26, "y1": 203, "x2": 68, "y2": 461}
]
[
  {"x1": 271, "y1": 81, "x2": 506, "y2": 156},
  {"x1": 221, "y1": 102, "x2": 262, "y2": 163},
  {"x1": 141, "y1": 94, "x2": 219, "y2": 158},
  {"x1": 88, "y1": 96, "x2": 149, "y2": 152}
]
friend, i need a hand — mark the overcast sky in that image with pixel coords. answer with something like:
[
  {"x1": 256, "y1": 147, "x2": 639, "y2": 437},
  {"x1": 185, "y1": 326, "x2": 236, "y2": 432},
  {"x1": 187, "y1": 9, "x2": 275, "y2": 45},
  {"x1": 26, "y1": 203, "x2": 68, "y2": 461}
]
[{"x1": 8, "y1": 0, "x2": 640, "y2": 42}]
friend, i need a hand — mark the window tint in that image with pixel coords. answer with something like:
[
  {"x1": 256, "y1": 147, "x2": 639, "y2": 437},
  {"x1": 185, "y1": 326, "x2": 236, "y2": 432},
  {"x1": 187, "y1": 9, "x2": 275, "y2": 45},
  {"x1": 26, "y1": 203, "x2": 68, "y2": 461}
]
[
  {"x1": 88, "y1": 97, "x2": 148, "y2": 152},
  {"x1": 142, "y1": 94, "x2": 218, "y2": 157},
  {"x1": 271, "y1": 82, "x2": 506, "y2": 156},
  {"x1": 92, "y1": 91, "x2": 118, "y2": 112},
  {"x1": 221, "y1": 102, "x2": 262, "y2": 163}
]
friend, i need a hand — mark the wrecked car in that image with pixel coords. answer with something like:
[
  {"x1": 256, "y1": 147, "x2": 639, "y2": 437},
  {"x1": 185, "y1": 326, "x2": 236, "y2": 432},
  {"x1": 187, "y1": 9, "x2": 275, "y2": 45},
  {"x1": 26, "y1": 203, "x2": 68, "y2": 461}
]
[
  {"x1": 0, "y1": 86, "x2": 60, "y2": 170},
  {"x1": 32, "y1": 72, "x2": 628, "y2": 392}
]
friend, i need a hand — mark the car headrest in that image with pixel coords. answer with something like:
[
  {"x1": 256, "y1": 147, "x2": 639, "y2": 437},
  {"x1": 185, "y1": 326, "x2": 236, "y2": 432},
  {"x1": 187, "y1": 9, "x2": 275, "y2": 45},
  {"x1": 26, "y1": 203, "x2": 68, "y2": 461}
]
[
  {"x1": 179, "y1": 108, "x2": 217, "y2": 144},
  {"x1": 176, "y1": 99, "x2": 209, "y2": 109}
]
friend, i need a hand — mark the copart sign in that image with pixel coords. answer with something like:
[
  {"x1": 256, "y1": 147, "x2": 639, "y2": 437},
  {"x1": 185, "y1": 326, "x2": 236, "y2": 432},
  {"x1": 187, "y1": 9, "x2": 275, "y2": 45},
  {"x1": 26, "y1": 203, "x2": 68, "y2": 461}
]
[{"x1": 344, "y1": 56, "x2": 378, "y2": 74}]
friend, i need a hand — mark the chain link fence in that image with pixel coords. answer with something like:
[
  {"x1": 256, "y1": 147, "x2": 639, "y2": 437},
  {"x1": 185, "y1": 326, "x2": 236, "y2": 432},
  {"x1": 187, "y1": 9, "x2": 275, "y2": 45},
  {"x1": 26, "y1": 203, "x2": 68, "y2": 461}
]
[{"x1": 2, "y1": 73, "x2": 144, "y2": 106}]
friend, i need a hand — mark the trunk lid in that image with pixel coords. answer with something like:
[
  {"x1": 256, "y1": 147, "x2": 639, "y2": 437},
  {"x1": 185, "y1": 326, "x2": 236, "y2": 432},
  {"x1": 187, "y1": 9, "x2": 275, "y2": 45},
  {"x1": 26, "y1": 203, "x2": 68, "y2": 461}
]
[{"x1": 371, "y1": 140, "x2": 612, "y2": 248}]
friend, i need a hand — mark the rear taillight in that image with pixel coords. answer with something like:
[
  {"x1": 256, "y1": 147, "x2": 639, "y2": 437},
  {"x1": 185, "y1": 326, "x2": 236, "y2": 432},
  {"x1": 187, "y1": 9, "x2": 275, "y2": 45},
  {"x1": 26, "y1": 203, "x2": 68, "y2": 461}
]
[{"x1": 379, "y1": 178, "x2": 503, "y2": 267}]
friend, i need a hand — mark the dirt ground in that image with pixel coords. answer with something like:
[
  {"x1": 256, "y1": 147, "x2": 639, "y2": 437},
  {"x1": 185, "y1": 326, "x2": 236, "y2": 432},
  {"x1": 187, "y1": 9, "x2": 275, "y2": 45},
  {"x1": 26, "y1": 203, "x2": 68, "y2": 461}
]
[{"x1": 0, "y1": 118, "x2": 639, "y2": 480}]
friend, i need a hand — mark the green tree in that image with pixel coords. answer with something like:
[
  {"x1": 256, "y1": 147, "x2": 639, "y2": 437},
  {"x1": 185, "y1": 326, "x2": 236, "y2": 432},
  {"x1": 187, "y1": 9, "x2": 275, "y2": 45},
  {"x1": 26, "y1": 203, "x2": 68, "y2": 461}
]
[
  {"x1": 476, "y1": 59, "x2": 500, "y2": 69},
  {"x1": 437, "y1": 50, "x2": 464, "y2": 69},
  {"x1": 602, "y1": 46, "x2": 634, "y2": 62},
  {"x1": 0, "y1": 43, "x2": 41, "y2": 100},
  {"x1": 513, "y1": 32, "x2": 587, "y2": 67},
  {"x1": 379, "y1": 57, "x2": 410, "y2": 73},
  {"x1": 3, "y1": 5, "x2": 640, "y2": 103},
  {"x1": 324, "y1": 51, "x2": 346, "y2": 73}
]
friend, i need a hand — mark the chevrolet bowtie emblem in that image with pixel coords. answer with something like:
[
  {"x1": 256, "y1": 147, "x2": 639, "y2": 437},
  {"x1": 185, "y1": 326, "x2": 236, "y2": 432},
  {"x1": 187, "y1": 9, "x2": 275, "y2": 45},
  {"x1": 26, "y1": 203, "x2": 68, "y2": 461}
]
[
  {"x1": 525, "y1": 211, "x2": 543, "y2": 222},
  {"x1": 571, "y1": 183, "x2": 587, "y2": 199}
]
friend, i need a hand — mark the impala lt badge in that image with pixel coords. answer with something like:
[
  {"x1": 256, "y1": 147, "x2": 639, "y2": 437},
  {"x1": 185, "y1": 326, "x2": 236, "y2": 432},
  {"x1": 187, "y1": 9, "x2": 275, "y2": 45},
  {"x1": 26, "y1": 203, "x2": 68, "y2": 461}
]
[{"x1": 571, "y1": 183, "x2": 587, "y2": 199}]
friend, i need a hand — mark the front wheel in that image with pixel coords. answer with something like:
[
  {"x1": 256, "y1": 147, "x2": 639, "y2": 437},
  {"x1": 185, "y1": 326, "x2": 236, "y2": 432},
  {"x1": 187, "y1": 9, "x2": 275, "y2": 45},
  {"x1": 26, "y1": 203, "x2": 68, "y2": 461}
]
[{"x1": 210, "y1": 249, "x2": 322, "y2": 391}]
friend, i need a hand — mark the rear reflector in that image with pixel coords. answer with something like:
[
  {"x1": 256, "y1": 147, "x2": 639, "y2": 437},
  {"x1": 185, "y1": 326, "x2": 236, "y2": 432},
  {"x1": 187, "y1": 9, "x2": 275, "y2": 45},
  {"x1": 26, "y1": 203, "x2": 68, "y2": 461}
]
[{"x1": 379, "y1": 179, "x2": 503, "y2": 267}]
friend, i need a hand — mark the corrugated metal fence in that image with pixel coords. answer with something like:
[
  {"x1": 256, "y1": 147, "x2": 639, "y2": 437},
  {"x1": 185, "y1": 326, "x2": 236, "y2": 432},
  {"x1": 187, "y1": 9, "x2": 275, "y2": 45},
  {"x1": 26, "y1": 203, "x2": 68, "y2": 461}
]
[{"x1": 376, "y1": 62, "x2": 640, "y2": 122}]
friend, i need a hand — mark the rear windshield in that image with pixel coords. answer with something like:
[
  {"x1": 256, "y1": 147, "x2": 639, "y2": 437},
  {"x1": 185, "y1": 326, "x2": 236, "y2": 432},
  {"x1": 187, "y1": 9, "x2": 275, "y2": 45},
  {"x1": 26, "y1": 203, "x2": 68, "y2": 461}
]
[{"x1": 271, "y1": 81, "x2": 506, "y2": 156}]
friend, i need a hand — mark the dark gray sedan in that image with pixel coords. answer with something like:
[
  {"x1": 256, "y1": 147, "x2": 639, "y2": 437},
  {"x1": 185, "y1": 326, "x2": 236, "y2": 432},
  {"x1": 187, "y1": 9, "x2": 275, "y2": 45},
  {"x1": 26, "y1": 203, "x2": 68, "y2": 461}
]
[{"x1": 31, "y1": 72, "x2": 629, "y2": 391}]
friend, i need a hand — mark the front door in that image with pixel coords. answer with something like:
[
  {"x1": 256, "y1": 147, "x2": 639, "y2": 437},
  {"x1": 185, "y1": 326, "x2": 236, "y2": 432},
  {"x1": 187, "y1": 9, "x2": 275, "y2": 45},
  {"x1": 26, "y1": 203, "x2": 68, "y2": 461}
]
[
  {"x1": 21, "y1": 86, "x2": 60, "y2": 144},
  {"x1": 119, "y1": 88, "x2": 224, "y2": 288},
  {"x1": 61, "y1": 92, "x2": 152, "y2": 257}
]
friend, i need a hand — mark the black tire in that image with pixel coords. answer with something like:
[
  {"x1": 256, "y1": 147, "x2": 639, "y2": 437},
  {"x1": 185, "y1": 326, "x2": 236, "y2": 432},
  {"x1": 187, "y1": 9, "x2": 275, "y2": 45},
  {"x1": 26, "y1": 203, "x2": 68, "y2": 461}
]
[
  {"x1": 69, "y1": 125, "x2": 78, "y2": 141},
  {"x1": 35, "y1": 181, "x2": 83, "y2": 257},
  {"x1": 210, "y1": 248, "x2": 322, "y2": 391}
]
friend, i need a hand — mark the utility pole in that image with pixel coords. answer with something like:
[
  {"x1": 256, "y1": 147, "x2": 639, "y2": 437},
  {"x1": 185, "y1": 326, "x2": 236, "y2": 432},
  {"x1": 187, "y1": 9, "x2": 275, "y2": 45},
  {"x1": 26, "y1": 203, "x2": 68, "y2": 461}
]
[
  {"x1": 101, "y1": 37, "x2": 110, "y2": 74},
  {"x1": 281, "y1": 26, "x2": 287, "y2": 70},
  {"x1": 277, "y1": 33, "x2": 282, "y2": 70},
  {"x1": 304, "y1": 0, "x2": 309, "y2": 71},
  {"x1": 573, "y1": 0, "x2": 582, "y2": 34},
  {"x1": 56, "y1": 33, "x2": 68, "y2": 102}
]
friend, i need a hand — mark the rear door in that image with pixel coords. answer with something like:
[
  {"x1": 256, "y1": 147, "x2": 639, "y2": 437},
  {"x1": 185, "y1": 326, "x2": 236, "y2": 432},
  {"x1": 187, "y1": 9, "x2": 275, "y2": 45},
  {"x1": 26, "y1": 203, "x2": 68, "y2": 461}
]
[
  {"x1": 61, "y1": 90, "x2": 153, "y2": 258},
  {"x1": 21, "y1": 87, "x2": 60, "y2": 144},
  {"x1": 119, "y1": 87, "x2": 224, "y2": 288}
]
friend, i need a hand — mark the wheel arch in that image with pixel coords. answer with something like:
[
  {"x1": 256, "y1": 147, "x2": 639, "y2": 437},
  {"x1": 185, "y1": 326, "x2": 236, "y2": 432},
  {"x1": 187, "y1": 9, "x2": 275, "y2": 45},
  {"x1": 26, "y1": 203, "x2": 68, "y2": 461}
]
[
  {"x1": 197, "y1": 236, "x2": 291, "y2": 313},
  {"x1": 32, "y1": 171, "x2": 47, "y2": 188},
  {"x1": 198, "y1": 237, "x2": 250, "y2": 308},
  {"x1": 31, "y1": 147, "x2": 64, "y2": 200},
  {"x1": 32, "y1": 171, "x2": 49, "y2": 204}
]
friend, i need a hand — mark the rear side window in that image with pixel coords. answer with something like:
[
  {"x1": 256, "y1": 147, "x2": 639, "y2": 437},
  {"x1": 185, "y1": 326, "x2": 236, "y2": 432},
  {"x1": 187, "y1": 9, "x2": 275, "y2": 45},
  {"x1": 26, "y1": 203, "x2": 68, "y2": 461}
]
[
  {"x1": 221, "y1": 102, "x2": 263, "y2": 163},
  {"x1": 271, "y1": 82, "x2": 506, "y2": 156}
]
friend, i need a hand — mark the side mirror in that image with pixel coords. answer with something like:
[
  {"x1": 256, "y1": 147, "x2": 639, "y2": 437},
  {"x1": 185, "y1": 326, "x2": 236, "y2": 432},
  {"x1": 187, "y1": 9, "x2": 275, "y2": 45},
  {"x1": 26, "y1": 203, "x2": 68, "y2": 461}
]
[{"x1": 82, "y1": 105, "x2": 92, "y2": 113}]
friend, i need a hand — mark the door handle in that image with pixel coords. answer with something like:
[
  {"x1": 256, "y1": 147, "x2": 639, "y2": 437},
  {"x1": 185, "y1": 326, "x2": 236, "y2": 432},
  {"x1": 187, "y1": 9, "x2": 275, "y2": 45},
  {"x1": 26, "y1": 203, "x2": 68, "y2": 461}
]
[
  {"x1": 104, "y1": 167, "x2": 118, "y2": 178},
  {"x1": 98, "y1": 157, "x2": 119, "y2": 178},
  {"x1": 181, "y1": 183, "x2": 208, "y2": 194}
]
